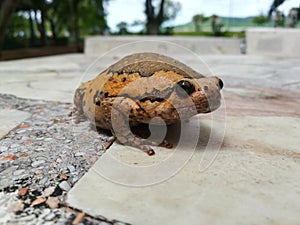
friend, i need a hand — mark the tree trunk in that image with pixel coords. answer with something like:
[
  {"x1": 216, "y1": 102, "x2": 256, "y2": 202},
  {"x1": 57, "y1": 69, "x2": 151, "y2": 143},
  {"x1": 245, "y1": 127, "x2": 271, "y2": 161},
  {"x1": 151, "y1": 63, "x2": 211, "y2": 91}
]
[
  {"x1": 28, "y1": 10, "x2": 37, "y2": 46},
  {"x1": 70, "y1": 0, "x2": 80, "y2": 50},
  {"x1": 34, "y1": 1, "x2": 46, "y2": 46},
  {"x1": 49, "y1": 19, "x2": 57, "y2": 42},
  {"x1": 40, "y1": 0, "x2": 46, "y2": 45},
  {"x1": 145, "y1": 0, "x2": 165, "y2": 35},
  {"x1": 96, "y1": 0, "x2": 107, "y2": 34},
  {"x1": 146, "y1": 21, "x2": 160, "y2": 35},
  {"x1": 0, "y1": 0, "x2": 21, "y2": 55}
]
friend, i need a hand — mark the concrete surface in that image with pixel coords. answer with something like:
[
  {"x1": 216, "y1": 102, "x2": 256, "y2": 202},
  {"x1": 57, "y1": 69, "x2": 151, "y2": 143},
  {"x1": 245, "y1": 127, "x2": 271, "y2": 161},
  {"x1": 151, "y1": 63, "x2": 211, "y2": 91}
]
[
  {"x1": 0, "y1": 54, "x2": 91, "y2": 103},
  {"x1": 0, "y1": 37, "x2": 300, "y2": 224},
  {"x1": 67, "y1": 116, "x2": 300, "y2": 225},
  {"x1": 0, "y1": 53, "x2": 300, "y2": 104},
  {"x1": 246, "y1": 28, "x2": 300, "y2": 57},
  {"x1": 0, "y1": 109, "x2": 31, "y2": 139},
  {"x1": 85, "y1": 36, "x2": 242, "y2": 56}
]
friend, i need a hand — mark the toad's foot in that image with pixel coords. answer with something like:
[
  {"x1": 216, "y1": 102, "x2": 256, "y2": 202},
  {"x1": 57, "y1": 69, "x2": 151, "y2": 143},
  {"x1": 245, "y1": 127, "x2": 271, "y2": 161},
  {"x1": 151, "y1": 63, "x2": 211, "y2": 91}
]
[
  {"x1": 116, "y1": 138, "x2": 173, "y2": 156},
  {"x1": 109, "y1": 98, "x2": 173, "y2": 156}
]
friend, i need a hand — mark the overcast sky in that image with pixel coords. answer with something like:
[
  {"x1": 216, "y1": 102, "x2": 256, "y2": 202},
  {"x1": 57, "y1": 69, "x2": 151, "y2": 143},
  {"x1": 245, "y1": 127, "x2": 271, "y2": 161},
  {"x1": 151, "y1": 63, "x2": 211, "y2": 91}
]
[{"x1": 106, "y1": 0, "x2": 299, "y2": 31}]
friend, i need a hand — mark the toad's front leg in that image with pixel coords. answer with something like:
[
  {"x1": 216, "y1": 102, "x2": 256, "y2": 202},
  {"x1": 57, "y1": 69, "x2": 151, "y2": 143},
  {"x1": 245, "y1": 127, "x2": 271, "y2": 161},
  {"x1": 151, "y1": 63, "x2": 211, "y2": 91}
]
[{"x1": 107, "y1": 97, "x2": 172, "y2": 155}]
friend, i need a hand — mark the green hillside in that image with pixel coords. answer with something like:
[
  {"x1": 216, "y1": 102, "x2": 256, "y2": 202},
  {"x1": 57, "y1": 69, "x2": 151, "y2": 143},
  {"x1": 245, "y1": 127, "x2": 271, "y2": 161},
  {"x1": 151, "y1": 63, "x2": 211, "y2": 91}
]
[{"x1": 174, "y1": 16, "x2": 273, "y2": 33}]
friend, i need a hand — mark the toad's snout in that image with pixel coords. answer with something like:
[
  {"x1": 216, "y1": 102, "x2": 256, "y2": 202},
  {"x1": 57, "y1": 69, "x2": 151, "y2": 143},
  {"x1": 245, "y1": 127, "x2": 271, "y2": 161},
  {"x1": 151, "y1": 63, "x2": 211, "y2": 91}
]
[
  {"x1": 212, "y1": 76, "x2": 224, "y2": 90},
  {"x1": 191, "y1": 76, "x2": 223, "y2": 113},
  {"x1": 217, "y1": 77, "x2": 224, "y2": 90}
]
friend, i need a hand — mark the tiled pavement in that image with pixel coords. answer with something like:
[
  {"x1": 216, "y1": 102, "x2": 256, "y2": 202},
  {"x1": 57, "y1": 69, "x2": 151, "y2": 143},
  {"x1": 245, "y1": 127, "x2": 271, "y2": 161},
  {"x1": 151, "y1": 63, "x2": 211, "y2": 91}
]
[{"x1": 0, "y1": 51, "x2": 299, "y2": 225}]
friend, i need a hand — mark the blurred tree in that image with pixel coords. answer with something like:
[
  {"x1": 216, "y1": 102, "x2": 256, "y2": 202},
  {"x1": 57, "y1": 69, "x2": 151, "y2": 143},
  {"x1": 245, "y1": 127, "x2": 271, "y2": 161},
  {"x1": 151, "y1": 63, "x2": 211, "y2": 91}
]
[
  {"x1": 145, "y1": 0, "x2": 181, "y2": 35},
  {"x1": 193, "y1": 14, "x2": 203, "y2": 32},
  {"x1": 288, "y1": 7, "x2": 298, "y2": 27},
  {"x1": 211, "y1": 14, "x2": 223, "y2": 36},
  {"x1": 79, "y1": 0, "x2": 109, "y2": 35},
  {"x1": 69, "y1": 0, "x2": 80, "y2": 47},
  {"x1": 45, "y1": 0, "x2": 69, "y2": 42},
  {"x1": 1, "y1": 0, "x2": 109, "y2": 52},
  {"x1": 66, "y1": 0, "x2": 109, "y2": 48},
  {"x1": 0, "y1": 0, "x2": 24, "y2": 52},
  {"x1": 16, "y1": 0, "x2": 48, "y2": 46},
  {"x1": 116, "y1": 21, "x2": 128, "y2": 34},
  {"x1": 252, "y1": 14, "x2": 268, "y2": 25},
  {"x1": 274, "y1": 10, "x2": 285, "y2": 27},
  {"x1": 6, "y1": 13, "x2": 29, "y2": 38},
  {"x1": 33, "y1": 0, "x2": 46, "y2": 45},
  {"x1": 131, "y1": 19, "x2": 145, "y2": 27},
  {"x1": 192, "y1": 14, "x2": 208, "y2": 32},
  {"x1": 15, "y1": 1, "x2": 37, "y2": 45},
  {"x1": 269, "y1": 0, "x2": 300, "y2": 19},
  {"x1": 268, "y1": 0, "x2": 285, "y2": 17}
]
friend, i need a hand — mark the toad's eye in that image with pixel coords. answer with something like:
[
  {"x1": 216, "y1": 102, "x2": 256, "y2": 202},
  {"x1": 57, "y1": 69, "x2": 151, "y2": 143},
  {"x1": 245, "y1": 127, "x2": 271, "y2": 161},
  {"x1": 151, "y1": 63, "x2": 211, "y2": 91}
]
[{"x1": 176, "y1": 80, "x2": 195, "y2": 97}]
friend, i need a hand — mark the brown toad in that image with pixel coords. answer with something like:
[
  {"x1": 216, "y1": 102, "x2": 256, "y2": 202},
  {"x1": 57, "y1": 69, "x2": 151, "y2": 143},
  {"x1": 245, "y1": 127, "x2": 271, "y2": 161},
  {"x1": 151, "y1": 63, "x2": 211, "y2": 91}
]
[{"x1": 74, "y1": 53, "x2": 223, "y2": 155}]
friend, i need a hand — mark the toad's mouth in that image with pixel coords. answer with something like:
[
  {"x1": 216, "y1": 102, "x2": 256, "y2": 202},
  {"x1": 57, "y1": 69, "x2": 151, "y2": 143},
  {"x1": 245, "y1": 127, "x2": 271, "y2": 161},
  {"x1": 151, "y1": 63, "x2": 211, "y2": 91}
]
[
  {"x1": 139, "y1": 96, "x2": 165, "y2": 103},
  {"x1": 191, "y1": 90, "x2": 222, "y2": 113},
  {"x1": 135, "y1": 89, "x2": 222, "y2": 114}
]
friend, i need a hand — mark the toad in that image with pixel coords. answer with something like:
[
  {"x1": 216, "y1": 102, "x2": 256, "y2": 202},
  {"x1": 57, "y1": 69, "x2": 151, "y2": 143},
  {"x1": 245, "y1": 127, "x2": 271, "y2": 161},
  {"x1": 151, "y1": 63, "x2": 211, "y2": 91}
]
[{"x1": 74, "y1": 53, "x2": 223, "y2": 155}]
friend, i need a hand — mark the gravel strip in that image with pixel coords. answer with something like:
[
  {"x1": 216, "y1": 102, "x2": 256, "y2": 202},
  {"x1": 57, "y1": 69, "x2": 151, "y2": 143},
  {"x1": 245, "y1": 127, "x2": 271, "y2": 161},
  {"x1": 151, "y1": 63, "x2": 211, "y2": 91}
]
[{"x1": 0, "y1": 94, "x2": 129, "y2": 225}]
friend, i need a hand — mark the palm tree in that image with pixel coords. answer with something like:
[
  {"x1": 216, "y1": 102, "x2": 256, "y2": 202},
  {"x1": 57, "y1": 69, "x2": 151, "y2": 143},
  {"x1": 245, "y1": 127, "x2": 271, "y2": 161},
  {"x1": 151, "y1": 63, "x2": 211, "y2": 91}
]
[
  {"x1": 268, "y1": 0, "x2": 285, "y2": 17},
  {"x1": 268, "y1": 0, "x2": 300, "y2": 18}
]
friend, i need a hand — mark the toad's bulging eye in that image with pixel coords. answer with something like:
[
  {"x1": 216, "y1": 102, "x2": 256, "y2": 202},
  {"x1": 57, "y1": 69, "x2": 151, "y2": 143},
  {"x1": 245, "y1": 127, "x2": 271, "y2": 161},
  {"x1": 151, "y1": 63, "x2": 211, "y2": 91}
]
[{"x1": 176, "y1": 80, "x2": 195, "y2": 97}]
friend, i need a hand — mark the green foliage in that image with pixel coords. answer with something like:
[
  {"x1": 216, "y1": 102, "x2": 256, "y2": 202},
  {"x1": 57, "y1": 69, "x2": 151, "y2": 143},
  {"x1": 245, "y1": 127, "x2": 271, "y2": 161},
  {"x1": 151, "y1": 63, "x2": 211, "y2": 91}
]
[
  {"x1": 192, "y1": 14, "x2": 209, "y2": 23},
  {"x1": 116, "y1": 21, "x2": 128, "y2": 35},
  {"x1": 174, "y1": 31, "x2": 245, "y2": 38},
  {"x1": 252, "y1": 14, "x2": 268, "y2": 25},
  {"x1": 144, "y1": 0, "x2": 181, "y2": 34},
  {"x1": 174, "y1": 16, "x2": 274, "y2": 34},
  {"x1": 192, "y1": 14, "x2": 209, "y2": 32},
  {"x1": 6, "y1": 13, "x2": 29, "y2": 38},
  {"x1": 3, "y1": 12, "x2": 31, "y2": 49},
  {"x1": 46, "y1": 0, "x2": 71, "y2": 37},
  {"x1": 2, "y1": 0, "x2": 109, "y2": 49},
  {"x1": 211, "y1": 15, "x2": 224, "y2": 36},
  {"x1": 163, "y1": 0, "x2": 181, "y2": 21},
  {"x1": 78, "y1": 0, "x2": 108, "y2": 35}
]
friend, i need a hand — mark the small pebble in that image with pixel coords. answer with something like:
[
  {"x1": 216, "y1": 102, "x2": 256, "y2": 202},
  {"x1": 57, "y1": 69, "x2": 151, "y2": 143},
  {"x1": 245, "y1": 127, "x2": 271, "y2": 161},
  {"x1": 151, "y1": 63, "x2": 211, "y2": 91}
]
[
  {"x1": 31, "y1": 197, "x2": 46, "y2": 206},
  {"x1": 13, "y1": 169, "x2": 26, "y2": 176},
  {"x1": 56, "y1": 136, "x2": 65, "y2": 140},
  {"x1": 58, "y1": 181, "x2": 71, "y2": 191},
  {"x1": 46, "y1": 197, "x2": 59, "y2": 209},
  {"x1": 44, "y1": 211, "x2": 56, "y2": 221},
  {"x1": 0, "y1": 146, "x2": 8, "y2": 152},
  {"x1": 67, "y1": 165, "x2": 76, "y2": 173},
  {"x1": 24, "y1": 198, "x2": 31, "y2": 205},
  {"x1": 18, "y1": 187, "x2": 29, "y2": 196},
  {"x1": 56, "y1": 158, "x2": 63, "y2": 163},
  {"x1": 44, "y1": 138, "x2": 53, "y2": 142},
  {"x1": 31, "y1": 160, "x2": 45, "y2": 167},
  {"x1": 34, "y1": 147, "x2": 46, "y2": 152},
  {"x1": 43, "y1": 186, "x2": 56, "y2": 197},
  {"x1": 99, "y1": 222, "x2": 111, "y2": 225},
  {"x1": 16, "y1": 129, "x2": 27, "y2": 134},
  {"x1": 9, "y1": 214, "x2": 36, "y2": 222},
  {"x1": 74, "y1": 152, "x2": 84, "y2": 157},
  {"x1": 10, "y1": 143, "x2": 20, "y2": 149},
  {"x1": 13, "y1": 203, "x2": 25, "y2": 212},
  {"x1": 60, "y1": 174, "x2": 68, "y2": 180},
  {"x1": 3, "y1": 155, "x2": 18, "y2": 160},
  {"x1": 38, "y1": 177, "x2": 48, "y2": 185}
]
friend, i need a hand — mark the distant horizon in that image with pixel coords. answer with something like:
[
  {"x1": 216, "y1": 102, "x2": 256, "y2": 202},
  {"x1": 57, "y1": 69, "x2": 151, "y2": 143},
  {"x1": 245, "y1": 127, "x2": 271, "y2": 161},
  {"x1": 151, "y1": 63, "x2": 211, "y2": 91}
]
[{"x1": 107, "y1": 0, "x2": 299, "y2": 32}]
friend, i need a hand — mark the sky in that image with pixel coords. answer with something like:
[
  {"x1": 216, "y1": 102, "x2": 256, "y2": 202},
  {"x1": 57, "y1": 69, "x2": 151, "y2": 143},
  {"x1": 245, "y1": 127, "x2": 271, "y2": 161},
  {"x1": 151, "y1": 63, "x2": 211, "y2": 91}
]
[{"x1": 106, "y1": 0, "x2": 300, "y2": 31}]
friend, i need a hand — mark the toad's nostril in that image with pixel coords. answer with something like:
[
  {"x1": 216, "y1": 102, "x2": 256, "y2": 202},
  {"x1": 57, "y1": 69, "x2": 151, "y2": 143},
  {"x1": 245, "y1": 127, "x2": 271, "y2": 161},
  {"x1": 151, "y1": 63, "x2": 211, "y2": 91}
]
[{"x1": 218, "y1": 79, "x2": 224, "y2": 89}]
